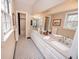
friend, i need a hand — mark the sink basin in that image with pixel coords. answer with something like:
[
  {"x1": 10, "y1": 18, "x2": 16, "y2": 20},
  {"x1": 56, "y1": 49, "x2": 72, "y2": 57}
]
[
  {"x1": 50, "y1": 41, "x2": 69, "y2": 51},
  {"x1": 43, "y1": 36, "x2": 50, "y2": 40}
]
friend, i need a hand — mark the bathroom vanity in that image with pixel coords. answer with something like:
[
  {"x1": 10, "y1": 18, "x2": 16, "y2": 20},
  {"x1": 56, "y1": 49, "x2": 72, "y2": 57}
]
[{"x1": 31, "y1": 30, "x2": 72, "y2": 59}]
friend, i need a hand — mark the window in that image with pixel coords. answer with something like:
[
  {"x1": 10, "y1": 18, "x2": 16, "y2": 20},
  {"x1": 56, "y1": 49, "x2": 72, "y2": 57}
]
[
  {"x1": 1, "y1": 0, "x2": 12, "y2": 40},
  {"x1": 64, "y1": 11, "x2": 78, "y2": 30}
]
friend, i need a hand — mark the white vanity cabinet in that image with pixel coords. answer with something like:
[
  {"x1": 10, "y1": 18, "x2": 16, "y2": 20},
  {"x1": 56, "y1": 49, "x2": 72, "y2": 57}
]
[{"x1": 31, "y1": 31, "x2": 66, "y2": 59}]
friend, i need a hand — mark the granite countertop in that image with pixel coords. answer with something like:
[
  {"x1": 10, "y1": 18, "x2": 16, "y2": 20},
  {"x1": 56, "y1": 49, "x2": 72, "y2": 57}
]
[
  {"x1": 33, "y1": 31, "x2": 70, "y2": 58},
  {"x1": 41, "y1": 34, "x2": 70, "y2": 58}
]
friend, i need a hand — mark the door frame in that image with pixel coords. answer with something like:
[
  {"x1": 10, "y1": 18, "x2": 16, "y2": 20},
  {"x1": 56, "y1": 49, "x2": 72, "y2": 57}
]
[{"x1": 15, "y1": 10, "x2": 27, "y2": 41}]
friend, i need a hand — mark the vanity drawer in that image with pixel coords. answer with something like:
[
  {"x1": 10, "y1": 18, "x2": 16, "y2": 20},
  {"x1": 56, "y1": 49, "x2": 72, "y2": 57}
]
[
  {"x1": 39, "y1": 39, "x2": 65, "y2": 59},
  {"x1": 47, "y1": 44, "x2": 66, "y2": 59},
  {"x1": 37, "y1": 39, "x2": 58, "y2": 59}
]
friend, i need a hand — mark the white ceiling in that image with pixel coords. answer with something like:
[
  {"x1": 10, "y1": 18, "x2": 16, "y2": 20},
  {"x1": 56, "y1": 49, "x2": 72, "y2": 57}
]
[
  {"x1": 15, "y1": 0, "x2": 65, "y2": 13},
  {"x1": 32, "y1": 0, "x2": 65, "y2": 13},
  {"x1": 15, "y1": 0, "x2": 37, "y2": 11}
]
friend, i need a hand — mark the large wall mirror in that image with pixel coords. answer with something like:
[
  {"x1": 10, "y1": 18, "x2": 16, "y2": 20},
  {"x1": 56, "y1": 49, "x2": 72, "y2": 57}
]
[
  {"x1": 31, "y1": 16, "x2": 43, "y2": 32},
  {"x1": 43, "y1": 16, "x2": 52, "y2": 35},
  {"x1": 31, "y1": 16, "x2": 52, "y2": 34}
]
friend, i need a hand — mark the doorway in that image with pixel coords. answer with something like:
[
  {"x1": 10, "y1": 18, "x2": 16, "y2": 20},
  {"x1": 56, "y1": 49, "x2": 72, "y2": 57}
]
[{"x1": 17, "y1": 12, "x2": 26, "y2": 37}]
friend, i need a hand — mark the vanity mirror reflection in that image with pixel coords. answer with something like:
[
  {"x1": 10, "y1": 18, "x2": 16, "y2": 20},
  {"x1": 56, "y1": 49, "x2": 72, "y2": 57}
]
[
  {"x1": 43, "y1": 16, "x2": 52, "y2": 35},
  {"x1": 31, "y1": 16, "x2": 52, "y2": 35},
  {"x1": 31, "y1": 16, "x2": 43, "y2": 32}
]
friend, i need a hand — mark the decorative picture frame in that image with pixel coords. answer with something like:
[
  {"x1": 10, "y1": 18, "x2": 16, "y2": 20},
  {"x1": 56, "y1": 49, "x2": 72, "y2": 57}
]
[{"x1": 52, "y1": 19, "x2": 61, "y2": 26}]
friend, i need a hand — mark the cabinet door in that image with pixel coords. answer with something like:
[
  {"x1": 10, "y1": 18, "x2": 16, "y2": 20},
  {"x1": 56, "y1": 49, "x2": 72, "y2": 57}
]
[
  {"x1": 46, "y1": 44, "x2": 66, "y2": 59},
  {"x1": 39, "y1": 40, "x2": 58, "y2": 59}
]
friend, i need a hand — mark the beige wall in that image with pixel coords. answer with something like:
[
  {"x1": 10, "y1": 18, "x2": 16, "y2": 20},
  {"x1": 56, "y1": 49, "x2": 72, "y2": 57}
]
[
  {"x1": 51, "y1": 12, "x2": 66, "y2": 34},
  {"x1": 1, "y1": 32, "x2": 16, "y2": 59},
  {"x1": 1, "y1": 0, "x2": 16, "y2": 59},
  {"x1": 26, "y1": 12, "x2": 32, "y2": 38},
  {"x1": 15, "y1": 1, "x2": 32, "y2": 38},
  {"x1": 51, "y1": 11, "x2": 76, "y2": 39},
  {"x1": 52, "y1": 12, "x2": 66, "y2": 28},
  {"x1": 12, "y1": 0, "x2": 16, "y2": 13}
]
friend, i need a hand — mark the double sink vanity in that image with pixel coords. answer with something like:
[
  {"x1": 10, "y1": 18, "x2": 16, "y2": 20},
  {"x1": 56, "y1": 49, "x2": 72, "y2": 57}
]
[
  {"x1": 31, "y1": 11, "x2": 78, "y2": 59},
  {"x1": 31, "y1": 30, "x2": 73, "y2": 59}
]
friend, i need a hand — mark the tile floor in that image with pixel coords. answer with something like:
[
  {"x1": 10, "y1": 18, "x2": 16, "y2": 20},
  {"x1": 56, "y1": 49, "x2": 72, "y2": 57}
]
[{"x1": 14, "y1": 36, "x2": 44, "y2": 59}]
